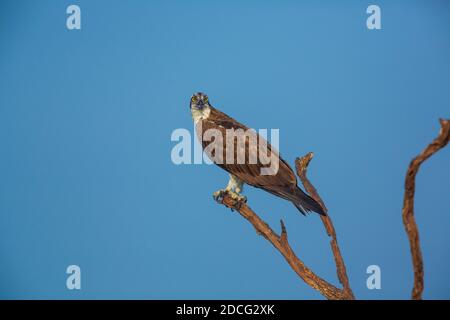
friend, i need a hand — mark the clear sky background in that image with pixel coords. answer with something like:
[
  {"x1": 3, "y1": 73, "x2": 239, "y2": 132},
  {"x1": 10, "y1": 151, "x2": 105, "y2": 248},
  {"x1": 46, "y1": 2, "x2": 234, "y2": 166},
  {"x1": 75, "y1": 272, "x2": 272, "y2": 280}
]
[{"x1": 0, "y1": 0, "x2": 449, "y2": 299}]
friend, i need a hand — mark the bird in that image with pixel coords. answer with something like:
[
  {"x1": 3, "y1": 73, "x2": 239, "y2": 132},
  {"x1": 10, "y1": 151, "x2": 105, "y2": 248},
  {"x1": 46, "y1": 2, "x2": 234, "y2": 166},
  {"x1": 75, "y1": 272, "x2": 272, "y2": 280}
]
[{"x1": 190, "y1": 92, "x2": 325, "y2": 216}]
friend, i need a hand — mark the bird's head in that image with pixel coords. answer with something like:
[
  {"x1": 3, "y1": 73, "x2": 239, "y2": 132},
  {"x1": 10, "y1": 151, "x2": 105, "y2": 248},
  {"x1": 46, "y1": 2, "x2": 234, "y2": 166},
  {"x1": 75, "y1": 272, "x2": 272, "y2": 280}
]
[{"x1": 190, "y1": 92, "x2": 210, "y2": 111}]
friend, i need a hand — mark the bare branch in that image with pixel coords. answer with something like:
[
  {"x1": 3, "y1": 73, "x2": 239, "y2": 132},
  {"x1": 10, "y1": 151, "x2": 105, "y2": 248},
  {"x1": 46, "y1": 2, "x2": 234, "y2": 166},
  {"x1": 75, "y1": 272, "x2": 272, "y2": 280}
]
[
  {"x1": 218, "y1": 194, "x2": 348, "y2": 300},
  {"x1": 402, "y1": 118, "x2": 450, "y2": 300},
  {"x1": 295, "y1": 153, "x2": 355, "y2": 299}
]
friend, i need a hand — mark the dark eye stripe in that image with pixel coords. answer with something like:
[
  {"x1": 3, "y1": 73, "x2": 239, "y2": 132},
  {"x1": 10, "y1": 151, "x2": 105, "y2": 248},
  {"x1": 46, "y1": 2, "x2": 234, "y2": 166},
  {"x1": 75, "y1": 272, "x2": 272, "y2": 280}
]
[{"x1": 192, "y1": 93, "x2": 207, "y2": 102}]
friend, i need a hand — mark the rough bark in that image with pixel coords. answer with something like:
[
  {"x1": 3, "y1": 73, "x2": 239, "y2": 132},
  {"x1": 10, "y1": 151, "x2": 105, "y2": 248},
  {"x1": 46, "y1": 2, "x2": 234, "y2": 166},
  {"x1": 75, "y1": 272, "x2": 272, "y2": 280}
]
[{"x1": 402, "y1": 119, "x2": 450, "y2": 300}]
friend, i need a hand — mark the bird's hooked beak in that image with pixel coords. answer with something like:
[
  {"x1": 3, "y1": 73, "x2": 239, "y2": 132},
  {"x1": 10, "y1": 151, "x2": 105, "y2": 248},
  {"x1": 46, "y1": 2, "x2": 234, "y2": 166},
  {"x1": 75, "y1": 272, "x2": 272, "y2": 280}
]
[
  {"x1": 196, "y1": 101, "x2": 205, "y2": 109},
  {"x1": 191, "y1": 99, "x2": 205, "y2": 110}
]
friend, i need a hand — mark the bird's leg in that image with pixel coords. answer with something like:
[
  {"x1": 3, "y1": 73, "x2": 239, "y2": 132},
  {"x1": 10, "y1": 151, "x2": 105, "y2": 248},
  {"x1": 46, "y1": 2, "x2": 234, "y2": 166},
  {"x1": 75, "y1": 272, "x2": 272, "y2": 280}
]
[
  {"x1": 213, "y1": 174, "x2": 247, "y2": 205},
  {"x1": 226, "y1": 175, "x2": 246, "y2": 203}
]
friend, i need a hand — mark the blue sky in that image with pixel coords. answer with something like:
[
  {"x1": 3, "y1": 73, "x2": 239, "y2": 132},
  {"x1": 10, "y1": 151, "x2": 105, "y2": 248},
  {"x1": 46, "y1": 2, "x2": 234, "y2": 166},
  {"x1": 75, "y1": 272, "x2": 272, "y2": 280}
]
[{"x1": 0, "y1": 0, "x2": 449, "y2": 299}]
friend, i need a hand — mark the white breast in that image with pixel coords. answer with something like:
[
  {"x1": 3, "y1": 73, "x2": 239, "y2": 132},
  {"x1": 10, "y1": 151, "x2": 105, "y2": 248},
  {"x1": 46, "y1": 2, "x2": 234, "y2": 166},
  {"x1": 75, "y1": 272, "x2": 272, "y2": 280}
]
[{"x1": 191, "y1": 106, "x2": 211, "y2": 124}]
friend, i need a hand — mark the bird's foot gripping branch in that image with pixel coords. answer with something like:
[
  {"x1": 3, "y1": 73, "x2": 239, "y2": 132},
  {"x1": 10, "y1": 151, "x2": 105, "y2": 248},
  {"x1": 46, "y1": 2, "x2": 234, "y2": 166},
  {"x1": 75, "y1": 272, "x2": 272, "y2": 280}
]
[{"x1": 213, "y1": 189, "x2": 247, "y2": 210}]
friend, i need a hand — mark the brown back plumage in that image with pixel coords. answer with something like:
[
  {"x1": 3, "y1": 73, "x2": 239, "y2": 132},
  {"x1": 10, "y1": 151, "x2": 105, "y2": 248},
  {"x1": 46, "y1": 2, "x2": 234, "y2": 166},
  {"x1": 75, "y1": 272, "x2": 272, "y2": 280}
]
[{"x1": 196, "y1": 105, "x2": 325, "y2": 216}]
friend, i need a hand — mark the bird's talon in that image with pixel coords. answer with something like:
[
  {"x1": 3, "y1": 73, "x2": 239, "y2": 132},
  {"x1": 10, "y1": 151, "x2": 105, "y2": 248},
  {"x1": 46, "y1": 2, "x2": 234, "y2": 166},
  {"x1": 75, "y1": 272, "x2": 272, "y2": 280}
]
[
  {"x1": 213, "y1": 188, "x2": 246, "y2": 210},
  {"x1": 213, "y1": 189, "x2": 226, "y2": 203},
  {"x1": 230, "y1": 192, "x2": 247, "y2": 203}
]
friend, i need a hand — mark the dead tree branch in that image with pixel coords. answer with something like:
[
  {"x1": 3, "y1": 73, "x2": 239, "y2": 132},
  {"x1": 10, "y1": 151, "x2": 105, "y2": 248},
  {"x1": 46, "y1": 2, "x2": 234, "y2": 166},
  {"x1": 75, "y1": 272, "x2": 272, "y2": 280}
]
[
  {"x1": 402, "y1": 118, "x2": 450, "y2": 300},
  {"x1": 295, "y1": 153, "x2": 354, "y2": 299},
  {"x1": 215, "y1": 153, "x2": 355, "y2": 300}
]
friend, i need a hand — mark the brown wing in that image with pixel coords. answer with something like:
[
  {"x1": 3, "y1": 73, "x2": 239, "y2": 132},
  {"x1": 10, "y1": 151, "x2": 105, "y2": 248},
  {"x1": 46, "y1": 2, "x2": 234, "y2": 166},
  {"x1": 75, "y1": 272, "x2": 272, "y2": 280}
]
[{"x1": 197, "y1": 106, "x2": 299, "y2": 202}]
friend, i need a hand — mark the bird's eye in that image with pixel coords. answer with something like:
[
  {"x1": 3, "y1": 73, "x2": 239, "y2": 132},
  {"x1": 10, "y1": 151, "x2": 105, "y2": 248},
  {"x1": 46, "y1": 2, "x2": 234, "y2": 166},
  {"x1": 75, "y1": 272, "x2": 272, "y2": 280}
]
[
  {"x1": 203, "y1": 96, "x2": 208, "y2": 103},
  {"x1": 191, "y1": 96, "x2": 198, "y2": 103}
]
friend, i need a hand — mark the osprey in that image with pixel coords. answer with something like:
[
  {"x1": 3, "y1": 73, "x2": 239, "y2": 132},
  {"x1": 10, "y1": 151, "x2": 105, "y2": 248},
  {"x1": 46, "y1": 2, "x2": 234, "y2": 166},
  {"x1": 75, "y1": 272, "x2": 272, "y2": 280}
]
[{"x1": 190, "y1": 92, "x2": 325, "y2": 216}]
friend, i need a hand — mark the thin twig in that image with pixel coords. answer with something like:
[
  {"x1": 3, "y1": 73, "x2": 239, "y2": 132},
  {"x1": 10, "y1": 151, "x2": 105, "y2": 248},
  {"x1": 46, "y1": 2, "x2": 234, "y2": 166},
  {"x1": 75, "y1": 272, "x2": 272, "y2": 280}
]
[{"x1": 402, "y1": 119, "x2": 450, "y2": 300}]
